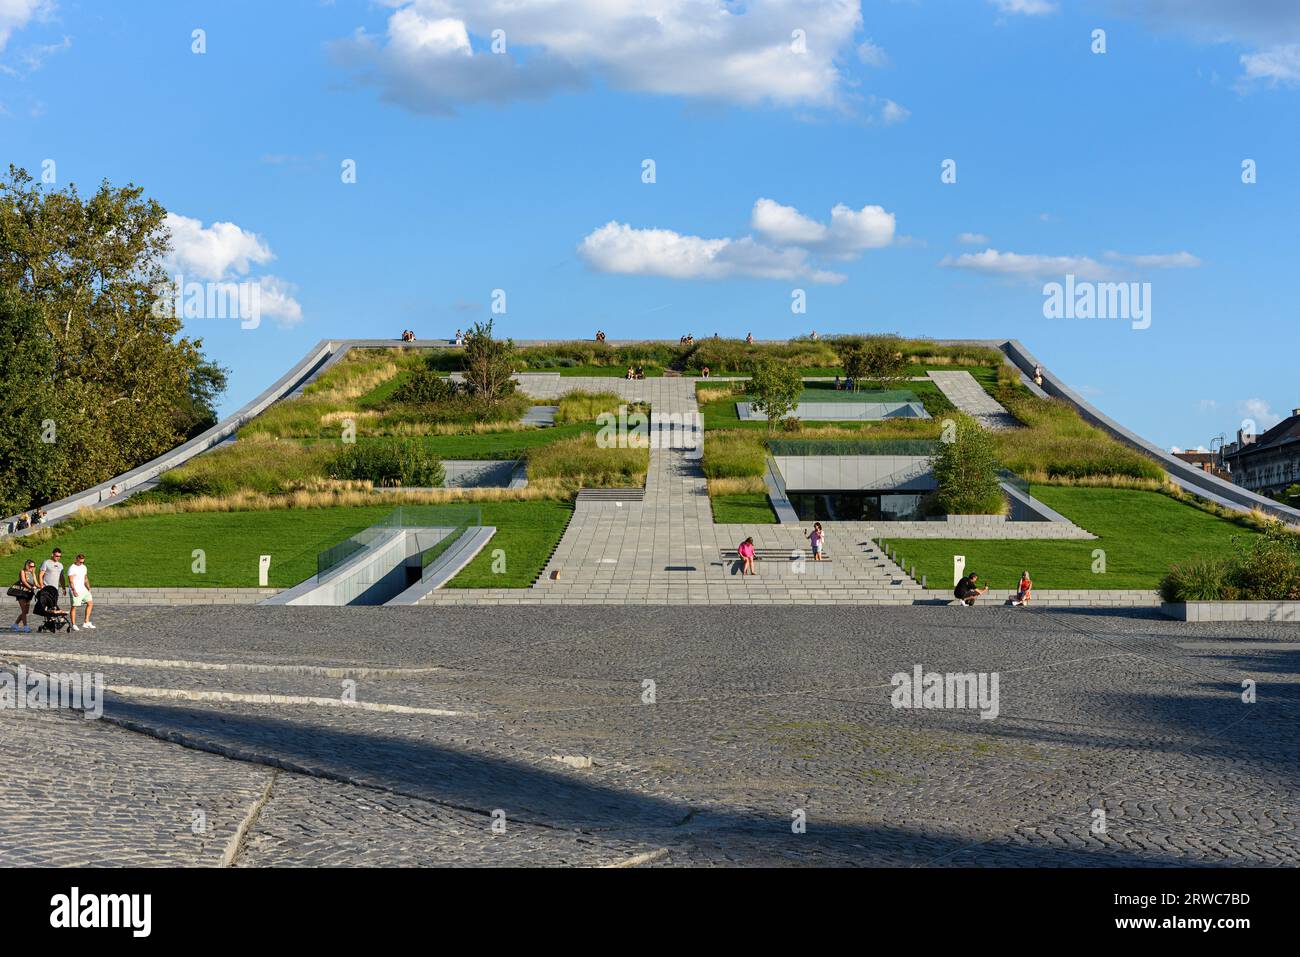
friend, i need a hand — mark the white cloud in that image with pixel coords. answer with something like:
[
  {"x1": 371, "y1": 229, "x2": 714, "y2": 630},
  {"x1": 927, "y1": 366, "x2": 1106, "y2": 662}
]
[
  {"x1": 164, "y1": 213, "x2": 274, "y2": 281},
  {"x1": 333, "y1": 0, "x2": 866, "y2": 115},
  {"x1": 256, "y1": 275, "x2": 304, "y2": 327},
  {"x1": 578, "y1": 221, "x2": 845, "y2": 284},
  {"x1": 1240, "y1": 43, "x2": 1300, "y2": 85},
  {"x1": 163, "y1": 213, "x2": 303, "y2": 327},
  {"x1": 751, "y1": 198, "x2": 895, "y2": 257},
  {"x1": 990, "y1": 0, "x2": 1058, "y2": 15},
  {"x1": 1238, "y1": 398, "x2": 1283, "y2": 430},
  {"x1": 857, "y1": 38, "x2": 889, "y2": 67},
  {"x1": 0, "y1": 0, "x2": 49, "y2": 51},
  {"x1": 1105, "y1": 250, "x2": 1202, "y2": 268},
  {"x1": 878, "y1": 98, "x2": 910, "y2": 124},
  {"x1": 957, "y1": 232, "x2": 989, "y2": 244},
  {"x1": 940, "y1": 249, "x2": 1113, "y2": 281},
  {"x1": 942, "y1": 247, "x2": 1203, "y2": 281}
]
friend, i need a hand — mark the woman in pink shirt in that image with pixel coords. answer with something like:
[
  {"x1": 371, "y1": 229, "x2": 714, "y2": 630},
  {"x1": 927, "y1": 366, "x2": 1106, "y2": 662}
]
[{"x1": 738, "y1": 537, "x2": 756, "y2": 576}]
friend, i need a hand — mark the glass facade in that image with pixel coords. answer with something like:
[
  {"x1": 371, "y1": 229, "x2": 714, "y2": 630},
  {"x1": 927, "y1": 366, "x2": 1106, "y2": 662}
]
[{"x1": 788, "y1": 491, "x2": 926, "y2": 522}]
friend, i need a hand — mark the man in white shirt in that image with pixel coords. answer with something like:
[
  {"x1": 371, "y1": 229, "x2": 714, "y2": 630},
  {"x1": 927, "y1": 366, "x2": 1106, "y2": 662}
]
[
  {"x1": 37, "y1": 548, "x2": 63, "y2": 592},
  {"x1": 66, "y1": 553, "x2": 95, "y2": 631}
]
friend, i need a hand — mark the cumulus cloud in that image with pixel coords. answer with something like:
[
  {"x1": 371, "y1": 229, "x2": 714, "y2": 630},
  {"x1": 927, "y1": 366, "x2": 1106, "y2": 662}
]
[
  {"x1": 579, "y1": 195, "x2": 899, "y2": 284},
  {"x1": 163, "y1": 213, "x2": 304, "y2": 327},
  {"x1": 857, "y1": 38, "x2": 889, "y2": 67},
  {"x1": 941, "y1": 247, "x2": 1203, "y2": 281},
  {"x1": 578, "y1": 222, "x2": 845, "y2": 284},
  {"x1": 0, "y1": 0, "x2": 49, "y2": 51},
  {"x1": 332, "y1": 0, "x2": 865, "y2": 115},
  {"x1": 164, "y1": 213, "x2": 274, "y2": 281},
  {"x1": 751, "y1": 198, "x2": 895, "y2": 257},
  {"x1": 957, "y1": 232, "x2": 990, "y2": 244}
]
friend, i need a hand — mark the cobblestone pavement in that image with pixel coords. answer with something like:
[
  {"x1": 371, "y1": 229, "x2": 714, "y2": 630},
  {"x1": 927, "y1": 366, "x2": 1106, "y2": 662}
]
[{"x1": 1, "y1": 605, "x2": 1297, "y2": 866}]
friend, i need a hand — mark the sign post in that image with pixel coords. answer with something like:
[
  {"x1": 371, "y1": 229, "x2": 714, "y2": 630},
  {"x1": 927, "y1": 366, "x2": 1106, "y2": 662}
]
[
  {"x1": 954, "y1": 555, "x2": 965, "y2": 588},
  {"x1": 259, "y1": 555, "x2": 271, "y2": 588}
]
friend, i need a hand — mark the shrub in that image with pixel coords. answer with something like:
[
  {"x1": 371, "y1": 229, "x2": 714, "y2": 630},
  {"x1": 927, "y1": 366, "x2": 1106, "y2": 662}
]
[
  {"x1": 390, "y1": 369, "x2": 458, "y2": 405},
  {"x1": 328, "y1": 439, "x2": 445, "y2": 488},
  {"x1": 1159, "y1": 525, "x2": 1300, "y2": 601}
]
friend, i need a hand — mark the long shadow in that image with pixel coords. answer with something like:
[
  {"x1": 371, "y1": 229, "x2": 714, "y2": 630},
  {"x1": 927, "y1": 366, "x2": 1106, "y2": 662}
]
[{"x1": 98, "y1": 695, "x2": 1268, "y2": 867}]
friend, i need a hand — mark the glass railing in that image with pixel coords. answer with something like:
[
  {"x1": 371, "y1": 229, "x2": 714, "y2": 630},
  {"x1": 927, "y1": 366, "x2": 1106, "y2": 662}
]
[{"x1": 316, "y1": 504, "x2": 482, "y2": 580}]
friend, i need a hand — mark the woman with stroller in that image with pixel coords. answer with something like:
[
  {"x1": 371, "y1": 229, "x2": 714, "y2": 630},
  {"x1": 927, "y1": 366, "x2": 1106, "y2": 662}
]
[{"x1": 9, "y1": 559, "x2": 36, "y2": 632}]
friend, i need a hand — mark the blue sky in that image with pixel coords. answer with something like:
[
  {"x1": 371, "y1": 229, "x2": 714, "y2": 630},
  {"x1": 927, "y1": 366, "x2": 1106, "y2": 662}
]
[{"x1": 3, "y1": 0, "x2": 1298, "y2": 449}]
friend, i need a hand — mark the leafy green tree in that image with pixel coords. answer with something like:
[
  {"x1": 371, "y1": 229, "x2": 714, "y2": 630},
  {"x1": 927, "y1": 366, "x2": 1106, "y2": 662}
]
[
  {"x1": 861, "y1": 335, "x2": 908, "y2": 384},
  {"x1": 0, "y1": 165, "x2": 218, "y2": 502},
  {"x1": 171, "y1": 359, "x2": 230, "y2": 439},
  {"x1": 0, "y1": 285, "x2": 59, "y2": 515},
  {"x1": 460, "y1": 319, "x2": 517, "y2": 409},
  {"x1": 748, "y1": 358, "x2": 803, "y2": 430},
  {"x1": 932, "y1": 414, "x2": 1004, "y2": 514}
]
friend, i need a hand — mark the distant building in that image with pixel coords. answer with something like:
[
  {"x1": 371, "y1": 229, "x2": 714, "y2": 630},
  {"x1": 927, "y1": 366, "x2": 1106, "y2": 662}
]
[
  {"x1": 1222, "y1": 409, "x2": 1300, "y2": 496},
  {"x1": 1173, "y1": 450, "x2": 1231, "y2": 481}
]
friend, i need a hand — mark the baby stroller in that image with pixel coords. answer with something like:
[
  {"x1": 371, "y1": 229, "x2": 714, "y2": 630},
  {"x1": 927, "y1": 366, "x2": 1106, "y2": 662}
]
[{"x1": 33, "y1": 586, "x2": 71, "y2": 633}]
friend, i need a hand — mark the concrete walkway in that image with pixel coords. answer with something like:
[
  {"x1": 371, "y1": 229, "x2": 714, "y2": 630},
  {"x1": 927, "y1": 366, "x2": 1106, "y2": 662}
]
[{"x1": 927, "y1": 371, "x2": 1019, "y2": 430}]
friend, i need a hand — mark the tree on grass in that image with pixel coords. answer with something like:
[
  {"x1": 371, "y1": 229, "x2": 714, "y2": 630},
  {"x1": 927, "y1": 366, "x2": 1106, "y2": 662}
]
[
  {"x1": 932, "y1": 414, "x2": 1004, "y2": 514},
  {"x1": 748, "y1": 358, "x2": 802, "y2": 431},
  {"x1": 460, "y1": 319, "x2": 517, "y2": 410},
  {"x1": 0, "y1": 164, "x2": 221, "y2": 507},
  {"x1": 0, "y1": 285, "x2": 59, "y2": 515}
]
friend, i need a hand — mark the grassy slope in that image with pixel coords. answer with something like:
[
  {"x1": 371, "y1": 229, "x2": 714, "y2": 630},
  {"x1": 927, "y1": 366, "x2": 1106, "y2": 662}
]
[
  {"x1": 881, "y1": 487, "x2": 1256, "y2": 591},
  {"x1": 20, "y1": 507, "x2": 393, "y2": 588},
  {"x1": 14, "y1": 501, "x2": 574, "y2": 590}
]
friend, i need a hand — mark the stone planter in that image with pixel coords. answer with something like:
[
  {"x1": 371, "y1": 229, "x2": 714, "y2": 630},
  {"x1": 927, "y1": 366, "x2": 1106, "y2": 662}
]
[{"x1": 1161, "y1": 601, "x2": 1300, "y2": 622}]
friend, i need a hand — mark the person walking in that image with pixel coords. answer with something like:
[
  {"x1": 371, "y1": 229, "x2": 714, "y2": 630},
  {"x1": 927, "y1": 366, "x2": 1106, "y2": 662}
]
[
  {"x1": 37, "y1": 548, "x2": 63, "y2": 592},
  {"x1": 9, "y1": 559, "x2": 36, "y2": 632},
  {"x1": 66, "y1": 553, "x2": 95, "y2": 631},
  {"x1": 806, "y1": 522, "x2": 825, "y2": 561}
]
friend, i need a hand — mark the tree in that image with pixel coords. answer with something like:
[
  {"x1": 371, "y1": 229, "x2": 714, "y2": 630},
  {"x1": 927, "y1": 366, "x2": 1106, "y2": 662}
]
[
  {"x1": 748, "y1": 358, "x2": 803, "y2": 430},
  {"x1": 861, "y1": 335, "x2": 908, "y2": 384},
  {"x1": 460, "y1": 319, "x2": 517, "y2": 408},
  {"x1": 0, "y1": 285, "x2": 59, "y2": 515},
  {"x1": 931, "y1": 414, "x2": 1004, "y2": 514},
  {"x1": 0, "y1": 165, "x2": 219, "y2": 503},
  {"x1": 171, "y1": 359, "x2": 230, "y2": 439}
]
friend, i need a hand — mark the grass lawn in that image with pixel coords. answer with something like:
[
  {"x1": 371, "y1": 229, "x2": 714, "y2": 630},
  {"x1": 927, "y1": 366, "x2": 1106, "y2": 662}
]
[
  {"x1": 13, "y1": 500, "x2": 575, "y2": 590},
  {"x1": 879, "y1": 487, "x2": 1257, "y2": 591},
  {"x1": 710, "y1": 493, "x2": 778, "y2": 524},
  {"x1": 19, "y1": 507, "x2": 394, "y2": 588},
  {"x1": 447, "y1": 499, "x2": 574, "y2": 587}
]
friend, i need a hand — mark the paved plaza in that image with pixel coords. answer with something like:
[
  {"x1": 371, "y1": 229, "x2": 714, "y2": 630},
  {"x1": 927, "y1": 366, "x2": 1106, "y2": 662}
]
[{"x1": 2, "y1": 605, "x2": 1297, "y2": 866}]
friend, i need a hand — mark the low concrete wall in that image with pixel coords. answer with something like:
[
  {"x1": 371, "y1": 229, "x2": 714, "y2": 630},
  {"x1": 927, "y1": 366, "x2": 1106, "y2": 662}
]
[
  {"x1": 924, "y1": 588, "x2": 1160, "y2": 607},
  {"x1": 82, "y1": 587, "x2": 279, "y2": 605},
  {"x1": 1161, "y1": 601, "x2": 1300, "y2": 622}
]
